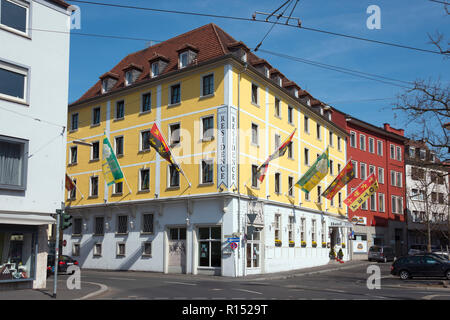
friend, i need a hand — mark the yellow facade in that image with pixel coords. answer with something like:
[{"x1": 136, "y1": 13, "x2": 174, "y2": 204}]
[{"x1": 66, "y1": 58, "x2": 347, "y2": 216}]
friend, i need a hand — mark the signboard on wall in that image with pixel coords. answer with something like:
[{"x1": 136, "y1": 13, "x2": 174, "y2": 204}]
[
  {"x1": 351, "y1": 216, "x2": 367, "y2": 226},
  {"x1": 217, "y1": 106, "x2": 228, "y2": 189},
  {"x1": 353, "y1": 240, "x2": 368, "y2": 253},
  {"x1": 247, "y1": 201, "x2": 264, "y2": 226}
]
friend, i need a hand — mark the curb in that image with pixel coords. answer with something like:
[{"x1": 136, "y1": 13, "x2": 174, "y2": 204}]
[
  {"x1": 247, "y1": 261, "x2": 369, "y2": 281},
  {"x1": 75, "y1": 281, "x2": 109, "y2": 300}
]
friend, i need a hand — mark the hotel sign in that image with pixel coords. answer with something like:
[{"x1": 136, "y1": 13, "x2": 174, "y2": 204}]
[{"x1": 217, "y1": 106, "x2": 238, "y2": 189}]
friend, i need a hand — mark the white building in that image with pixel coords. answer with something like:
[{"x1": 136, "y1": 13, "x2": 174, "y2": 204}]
[
  {"x1": 0, "y1": 0, "x2": 71, "y2": 289},
  {"x1": 405, "y1": 140, "x2": 449, "y2": 249}
]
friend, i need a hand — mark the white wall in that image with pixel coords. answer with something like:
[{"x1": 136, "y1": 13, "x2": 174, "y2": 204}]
[{"x1": 0, "y1": 1, "x2": 70, "y2": 215}]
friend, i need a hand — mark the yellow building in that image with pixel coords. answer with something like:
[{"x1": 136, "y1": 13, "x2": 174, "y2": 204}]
[{"x1": 64, "y1": 23, "x2": 351, "y2": 276}]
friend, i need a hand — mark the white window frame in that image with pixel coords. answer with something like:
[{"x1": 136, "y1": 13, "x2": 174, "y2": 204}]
[
  {"x1": 141, "y1": 91, "x2": 151, "y2": 113},
  {"x1": 201, "y1": 73, "x2": 214, "y2": 97},
  {"x1": 378, "y1": 167, "x2": 384, "y2": 184},
  {"x1": 142, "y1": 241, "x2": 152, "y2": 257},
  {"x1": 288, "y1": 105, "x2": 293, "y2": 124},
  {"x1": 370, "y1": 192, "x2": 377, "y2": 211},
  {"x1": 0, "y1": 0, "x2": 30, "y2": 37},
  {"x1": 200, "y1": 158, "x2": 214, "y2": 185},
  {"x1": 274, "y1": 172, "x2": 281, "y2": 194},
  {"x1": 93, "y1": 243, "x2": 102, "y2": 257},
  {"x1": 360, "y1": 162, "x2": 367, "y2": 180},
  {"x1": 89, "y1": 175, "x2": 99, "y2": 197},
  {"x1": 200, "y1": 115, "x2": 214, "y2": 141},
  {"x1": 151, "y1": 62, "x2": 159, "y2": 78},
  {"x1": 368, "y1": 137, "x2": 375, "y2": 153},
  {"x1": 251, "y1": 122, "x2": 259, "y2": 146},
  {"x1": 140, "y1": 129, "x2": 151, "y2": 152},
  {"x1": 378, "y1": 193, "x2": 385, "y2": 212},
  {"x1": 115, "y1": 100, "x2": 125, "y2": 120},
  {"x1": 251, "y1": 82, "x2": 259, "y2": 106},
  {"x1": 69, "y1": 145, "x2": 78, "y2": 165},
  {"x1": 168, "y1": 122, "x2": 181, "y2": 147},
  {"x1": 139, "y1": 168, "x2": 150, "y2": 192},
  {"x1": 114, "y1": 135, "x2": 124, "y2": 157},
  {"x1": 169, "y1": 82, "x2": 181, "y2": 106},
  {"x1": 337, "y1": 136, "x2": 341, "y2": 151},
  {"x1": 125, "y1": 71, "x2": 133, "y2": 86},
  {"x1": 70, "y1": 113, "x2": 79, "y2": 132},
  {"x1": 359, "y1": 134, "x2": 366, "y2": 151},
  {"x1": 377, "y1": 140, "x2": 383, "y2": 156},
  {"x1": 90, "y1": 140, "x2": 100, "y2": 161},
  {"x1": 92, "y1": 106, "x2": 101, "y2": 126},
  {"x1": 167, "y1": 164, "x2": 180, "y2": 188},
  {"x1": 352, "y1": 160, "x2": 358, "y2": 178},
  {"x1": 390, "y1": 144, "x2": 395, "y2": 159},
  {"x1": 350, "y1": 131, "x2": 356, "y2": 148},
  {"x1": 0, "y1": 59, "x2": 29, "y2": 104},
  {"x1": 304, "y1": 116, "x2": 309, "y2": 134},
  {"x1": 179, "y1": 51, "x2": 188, "y2": 69},
  {"x1": 68, "y1": 178, "x2": 77, "y2": 200},
  {"x1": 274, "y1": 97, "x2": 281, "y2": 117},
  {"x1": 116, "y1": 242, "x2": 126, "y2": 256},
  {"x1": 396, "y1": 146, "x2": 402, "y2": 161}
]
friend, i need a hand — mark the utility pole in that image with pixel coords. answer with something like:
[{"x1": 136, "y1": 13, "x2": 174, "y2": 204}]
[{"x1": 53, "y1": 208, "x2": 61, "y2": 298}]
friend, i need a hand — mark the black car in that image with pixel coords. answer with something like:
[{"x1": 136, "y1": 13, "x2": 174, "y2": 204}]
[
  {"x1": 47, "y1": 254, "x2": 79, "y2": 276},
  {"x1": 391, "y1": 255, "x2": 450, "y2": 280}
]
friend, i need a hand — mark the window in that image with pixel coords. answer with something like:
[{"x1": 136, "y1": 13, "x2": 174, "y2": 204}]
[
  {"x1": 251, "y1": 165, "x2": 259, "y2": 188},
  {"x1": 369, "y1": 165, "x2": 375, "y2": 176},
  {"x1": 311, "y1": 220, "x2": 316, "y2": 243},
  {"x1": 68, "y1": 178, "x2": 77, "y2": 200},
  {"x1": 411, "y1": 167, "x2": 425, "y2": 180},
  {"x1": 317, "y1": 186, "x2": 322, "y2": 204},
  {"x1": 378, "y1": 167, "x2": 384, "y2": 184},
  {"x1": 125, "y1": 71, "x2": 133, "y2": 86},
  {"x1": 141, "y1": 92, "x2": 151, "y2": 113},
  {"x1": 114, "y1": 181, "x2": 123, "y2": 194},
  {"x1": 140, "y1": 130, "x2": 151, "y2": 151},
  {"x1": 316, "y1": 124, "x2": 321, "y2": 140},
  {"x1": 304, "y1": 148, "x2": 309, "y2": 165},
  {"x1": 251, "y1": 123, "x2": 259, "y2": 145},
  {"x1": 274, "y1": 97, "x2": 280, "y2": 117},
  {"x1": 169, "y1": 123, "x2": 180, "y2": 147},
  {"x1": 93, "y1": 243, "x2": 102, "y2": 256},
  {"x1": 0, "y1": 136, "x2": 28, "y2": 191},
  {"x1": 288, "y1": 176, "x2": 294, "y2": 196},
  {"x1": 251, "y1": 83, "x2": 258, "y2": 105},
  {"x1": 0, "y1": 0, "x2": 29, "y2": 34},
  {"x1": 140, "y1": 168, "x2": 150, "y2": 191},
  {"x1": 361, "y1": 199, "x2": 368, "y2": 210},
  {"x1": 438, "y1": 193, "x2": 444, "y2": 204},
  {"x1": 391, "y1": 196, "x2": 403, "y2": 214},
  {"x1": 330, "y1": 160, "x2": 334, "y2": 175},
  {"x1": 202, "y1": 74, "x2": 214, "y2": 96},
  {"x1": 396, "y1": 146, "x2": 402, "y2": 161},
  {"x1": 116, "y1": 242, "x2": 126, "y2": 256},
  {"x1": 142, "y1": 213, "x2": 154, "y2": 233},
  {"x1": 408, "y1": 146, "x2": 415, "y2": 158},
  {"x1": 370, "y1": 193, "x2": 376, "y2": 211},
  {"x1": 338, "y1": 192, "x2": 342, "y2": 208},
  {"x1": 377, "y1": 140, "x2": 383, "y2": 156},
  {"x1": 71, "y1": 113, "x2": 79, "y2": 131},
  {"x1": 350, "y1": 131, "x2": 356, "y2": 148},
  {"x1": 351, "y1": 160, "x2": 358, "y2": 178},
  {"x1": 90, "y1": 176, "x2": 98, "y2": 197},
  {"x1": 337, "y1": 163, "x2": 341, "y2": 174},
  {"x1": 117, "y1": 215, "x2": 128, "y2": 234},
  {"x1": 91, "y1": 141, "x2": 100, "y2": 161},
  {"x1": 287, "y1": 141, "x2": 293, "y2": 159},
  {"x1": 329, "y1": 131, "x2": 333, "y2": 147},
  {"x1": 321, "y1": 221, "x2": 327, "y2": 243},
  {"x1": 201, "y1": 159, "x2": 213, "y2": 184},
  {"x1": 390, "y1": 171, "x2": 396, "y2": 186},
  {"x1": 246, "y1": 227, "x2": 261, "y2": 268},
  {"x1": 115, "y1": 136, "x2": 124, "y2": 156},
  {"x1": 288, "y1": 106, "x2": 293, "y2": 124},
  {"x1": 0, "y1": 61, "x2": 27, "y2": 102},
  {"x1": 300, "y1": 218, "x2": 306, "y2": 242},
  {"x1": 170, "y1": 83, "x2": 181, "y2": 105},
  {"x1": 419, "y1": 149, "x2": 426, "y2": 160},
  {"x1": 70, "y1": 146, "x2": 77, "y2": 164},
  {"x1": 378, "y1": 193, "x2": 385, "y2": 212},
  {"x1": 198, "y1": 227, "x2": 221, "y2": 268},
  {"x1": 304, "y1": 116, "x2": 309, "y2": 133},
  {"x1": 360, "y1": 163, "x2": 367, "y2": 180},
  {"x1": 274, "y1": 214, "x2": 281, "y2": 241},
  {"x1": 337, "y1": 137, "x2": 341, "y2": 151},
  {"x1": 142, "y1": 242, "x2": 152, "y2": 256},
  {"x1": 95, "y1": 217, "x2": 104, "y2": 235},
  {"x1": 368, "y1": 138, "x2": 374, "y2": 153},
  {"x1": 201, "y1": 116, "x2": 214, "y2": 140},
  {"x1": 275, "y1": 173, "x2": 280, "y2": 194},
  {"x1": 360, "y1": 134, "x2": 366, "y2": 151},
  {"x1": 274, "y1": 134, "x2": 281, "y2": 150},
  {"x1": 390, "y1": 144, "x2": 395, "y2": 159},
  {"x1": 168, "y1": 164, "x2": 180, "y2": 188},
  {"x1": 73, "y1": 218, "x2": 82, "y2": 235},
  {"x1": 179, "y1": 51, "x2": 188, "y2": 68},
  {"x1": 115, "y1": 100, "x2": 125, "y2": 119},
  {"x1": 396, "y1": 172, "x2": 402, "y2": 187},
  {"x1": 92, "y1": 107, "x2": 101, "y2": 126},
  {"x1": 288, "y1": 216, "x2": 294, "y2": 243},
  {"x1": 304, "y1": 190, "x2": 310, "y2": 201},
  {"x1": 151, "y1": 62, "x2": 159, "y2": 78}
]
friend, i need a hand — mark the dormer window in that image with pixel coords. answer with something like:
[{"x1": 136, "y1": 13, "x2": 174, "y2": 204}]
[
  {"x1": 100, "y1": 72, "x2": 119, "y2": 94},
  {"x1": 179, "y1": 52, "x2": 188, "y2": 69},
  {"x1": 122, "y1": 64, "x2": 143, "y2": 87},
  {"x1": 125, "y1": 71, "x2": 133, "y2": 86},
  {"x1": 228, "y1": 42, "x2": 250, "y2": 63},
  {"x1": 151, "y1": 62, "x2": 159, "y2": 78},
  {"x1": 264, "y1": 67, "x2": 269, "y2": 78}
]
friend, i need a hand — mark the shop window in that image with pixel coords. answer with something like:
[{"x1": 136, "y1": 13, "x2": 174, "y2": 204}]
[
  {"x1": 198, "y1": 227, "x2": 221, "y2": 268},
  {"x1": 246, "y1": 227, "x2": 260, "y2": 268},
  {"x1": 0, "y1": 231, "x2": 36, "y2": 282}
]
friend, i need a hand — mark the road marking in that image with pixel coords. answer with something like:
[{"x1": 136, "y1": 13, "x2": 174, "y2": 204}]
[
  {"x1": 107, "y1": 277, "x2": 136, "y2": 281},
  {"x1": 234, "y1": 288, "x2": 263, "y2": 295},
  {"x1": 422, "y1": 294, "x2": 450, "y2": 300},
  {"x1": 76, "y1": 281, "x2": 109, "y2": 300},
  {"x1": 165, "y1": 281, "x2": 197, "y2": 286}
]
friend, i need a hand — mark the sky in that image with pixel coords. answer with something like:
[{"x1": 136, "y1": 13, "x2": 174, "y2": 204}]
[{"x1": 64, "y1": 0, "x2": 449, "y2": 136}]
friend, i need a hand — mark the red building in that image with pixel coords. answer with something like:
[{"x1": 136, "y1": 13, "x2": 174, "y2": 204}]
[{"x1": 332, "y1": 109, "x2": 408, "y2": 258}]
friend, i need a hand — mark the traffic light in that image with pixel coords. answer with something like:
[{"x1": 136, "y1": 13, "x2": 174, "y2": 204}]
[{"x1": 58, "y1": 210, "x2": 72, "y2": 230}]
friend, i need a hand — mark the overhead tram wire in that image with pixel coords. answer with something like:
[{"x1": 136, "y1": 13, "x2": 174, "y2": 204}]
[{"x1": 69, "y1": 0, "x2": 447, "y2": 56}]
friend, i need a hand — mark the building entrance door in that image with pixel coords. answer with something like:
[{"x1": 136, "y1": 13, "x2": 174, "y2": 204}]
[{"x1": 168, "y1": 227, "x2": 186, "y2": 273}]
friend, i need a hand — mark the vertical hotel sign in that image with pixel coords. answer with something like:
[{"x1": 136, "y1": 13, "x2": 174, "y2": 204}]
[
  {"x1": 217, "y1": 106, "x2": 237, "y2": 189},
  {"x1": 217, "y1": 106, "x2": 228, "y2": 188}
]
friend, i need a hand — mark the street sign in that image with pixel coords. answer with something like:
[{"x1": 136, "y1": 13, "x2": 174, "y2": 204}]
[
  {"x1": 230, "y1": 242, "x2": 238, "y2": 250},
  {"x1": 227, "y1": 237, "x2": 240, "y2": 243}
]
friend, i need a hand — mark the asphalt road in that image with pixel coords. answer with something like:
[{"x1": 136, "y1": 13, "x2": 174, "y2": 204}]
[{"x1": 76, "y1": 262, "x2": 450, "y2": 300}]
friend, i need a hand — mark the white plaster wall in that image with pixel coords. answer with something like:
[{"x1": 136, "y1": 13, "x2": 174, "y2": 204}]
[{"x1": 0, "y1": 1, "x2": 70, "y2": 215}]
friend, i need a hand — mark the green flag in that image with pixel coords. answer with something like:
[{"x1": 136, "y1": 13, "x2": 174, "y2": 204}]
[
  {"x1": 102, "y1": 134, "x2": 124, "y2": 186},
  {"x1": 295, "y1": 147, "x2": 329, "y2": 193}
]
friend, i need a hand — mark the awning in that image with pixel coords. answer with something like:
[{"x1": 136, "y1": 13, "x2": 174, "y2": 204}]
[{"x1": 0, "y1": 213, "x2": 55, "y2": 225}]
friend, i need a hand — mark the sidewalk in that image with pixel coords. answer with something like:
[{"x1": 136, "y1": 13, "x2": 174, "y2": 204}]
[{"x1": 0, "y1": 277, "x2": 107, "y2": 300}]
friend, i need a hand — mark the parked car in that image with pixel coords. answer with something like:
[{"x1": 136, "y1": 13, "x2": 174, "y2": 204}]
[
  {"x1": 408, "y1": 244, "x2": 427, "y2": 256},
  {"x1": 391, "y1": 255, "x2": 450, "y2": 280},
  {"x1": 47, "y1": 254, "x2": 78, "y2": 276},
  {"x1": 368, "y1": 245, "x2": 396, "y2": 263}
]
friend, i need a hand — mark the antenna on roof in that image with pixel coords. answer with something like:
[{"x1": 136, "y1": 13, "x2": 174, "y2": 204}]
[{"x1": 146, "y1": 40, "x2": 154, "y2": 48}]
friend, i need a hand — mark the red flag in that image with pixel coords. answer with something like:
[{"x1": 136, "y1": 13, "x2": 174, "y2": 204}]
[
  {"x1": 321, "y1": 160, "x2": 355, "y2": 200},
  {"x1": 148, "y1": 123, "x2": 180, "y2": 171},
  {"x1": 65, "y1": 174, "x2": 75, "y2": 191}
]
